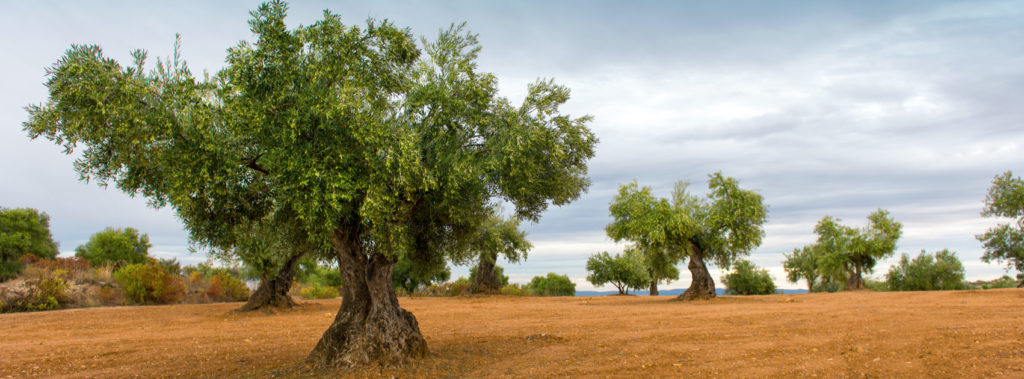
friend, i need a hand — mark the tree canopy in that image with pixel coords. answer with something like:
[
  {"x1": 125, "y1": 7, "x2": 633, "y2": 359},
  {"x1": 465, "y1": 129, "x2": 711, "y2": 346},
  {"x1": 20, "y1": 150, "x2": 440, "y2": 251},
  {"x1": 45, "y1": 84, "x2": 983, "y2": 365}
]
[
  {"x1": 977, "y1": 171, "x2": 1024, "y2": 287},
  {"x1": 812, "y1": 210, "x2": 902, "y2": 290},
  {"x1": 74, "y1": 227, "x2": 151, "y2": 267},
  {"x1": 605, "y1": 174, "x2": 767, "y2": 300},
  {"x1": 885, "y1": 249, "x2": 966, "y2": 291},
  {"x1": 0, "y1": 207, "x2": 59, "y2": 262},
  {"x1": 585, "y1": 250, "x2": 649, "y2": 295},
  {"x1": 24, "y1": 1, "x2": 596, "y2": 368},
  {"x1": 783, "y1": 246, "x2": 820, "y2": 292}
]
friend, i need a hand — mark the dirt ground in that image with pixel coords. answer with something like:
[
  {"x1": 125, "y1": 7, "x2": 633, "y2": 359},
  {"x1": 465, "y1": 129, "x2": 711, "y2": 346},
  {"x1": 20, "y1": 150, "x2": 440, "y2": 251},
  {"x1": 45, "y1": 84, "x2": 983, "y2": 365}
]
[{"x1": 2, "y1": 289, "x2": 1023, "y2": 378}]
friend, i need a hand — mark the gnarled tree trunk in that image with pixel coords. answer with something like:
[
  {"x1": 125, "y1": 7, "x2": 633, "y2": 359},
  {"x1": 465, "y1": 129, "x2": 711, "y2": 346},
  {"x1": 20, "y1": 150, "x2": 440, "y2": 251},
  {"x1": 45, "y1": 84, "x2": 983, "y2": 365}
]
[
  {"x1": 308, "y1": 230, "x2": 427, "y2": 369},
  {"x1": 469, "y1": 252, "x2": 501, "y2": 294},
  {"x1": 1017, "y1": 279, "x2": 1023, "y2": 288},
  {"x1": 238, "y1": 250, "x2": 306, "y2": 312},
  {"x1": 679, "y1": 247, "x2": 715, "y2": 301},
  {"x1": 649, "y1": 279, "x2": 659, "y2": 296}
]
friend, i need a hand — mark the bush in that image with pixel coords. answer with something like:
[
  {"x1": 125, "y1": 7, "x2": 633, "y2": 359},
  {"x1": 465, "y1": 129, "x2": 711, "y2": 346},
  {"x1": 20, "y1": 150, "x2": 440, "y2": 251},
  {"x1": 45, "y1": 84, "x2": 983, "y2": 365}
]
[
  {"x1": 864, "y1": 279, "x2": 889, "y2": 292},
  {"x1": 886, "y1": 249, "x2": 966, "y2": 291},
  {"x1": 526, "y1": 273, "x2": 576, "y2": 296},
  {"x1": 302, "y1": 265, "x2": 342, "y2": 287},
  {"x1": 206, "y1": 270, "x2": 250, "y2": 302},
  {"x1": 500, "y1": 284, "x2": 531, "y2": 296},
  {"x1": 981, "y1": 275, "x2": 1019, "y2": 289},
  {"x1": 0, "y1": 264, "x2": 70, "y2": 312},
  {"x1": 421, "y1": 277, "x2": 471, "y2": 297},
  {"x1": 114, "y1": 263, "x2": 184, "y2": 305},
  {"x1": 299, "y1": 283, "x2": 339, "y2": 299},
  {"x1": 721, "y1": 260, "x2": 776, "y2": 295}
]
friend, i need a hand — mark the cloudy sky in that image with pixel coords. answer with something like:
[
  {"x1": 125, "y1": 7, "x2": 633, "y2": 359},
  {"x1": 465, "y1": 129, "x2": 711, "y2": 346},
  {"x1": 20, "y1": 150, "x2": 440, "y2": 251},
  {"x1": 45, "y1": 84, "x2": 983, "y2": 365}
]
[{"x1": 2, "y1": 1, "x2": 1022, "y2": 291}]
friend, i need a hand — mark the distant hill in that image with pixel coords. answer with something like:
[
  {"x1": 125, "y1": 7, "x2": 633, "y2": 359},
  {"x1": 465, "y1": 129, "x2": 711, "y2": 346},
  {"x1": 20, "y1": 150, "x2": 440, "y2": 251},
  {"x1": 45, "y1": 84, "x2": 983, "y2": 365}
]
[{"x1": 575, "y1": 288, "x2": 810, "y2": 297}]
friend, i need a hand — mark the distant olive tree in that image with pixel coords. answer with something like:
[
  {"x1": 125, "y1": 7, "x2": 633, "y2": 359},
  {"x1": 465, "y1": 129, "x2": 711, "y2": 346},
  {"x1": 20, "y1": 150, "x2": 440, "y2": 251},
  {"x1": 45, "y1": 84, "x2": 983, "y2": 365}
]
[
  {"x1": 586, "y1": 250, "x2": 649, "y2": 295},
  {"x1": 75, "y1": 227, "x2": 150, "y2": 268},
  {"x1": 976, "y1": 171, "x2": 1024, "y2": 287},
  {"x1": 721, "y1": 260, "x2": 776, "y2": 295},
  {"x1": 606, "y1": 174, "x2": 768, "y2": 300},
  {"x1": 783, "y1": 246, "x2": 820, "y2": 292},
  {"x1": 811, "y1": 210, "x2": 902, "y2": 290},
  {"x1": 885, "y1": 249, "x2": 966, "y2": 291}
]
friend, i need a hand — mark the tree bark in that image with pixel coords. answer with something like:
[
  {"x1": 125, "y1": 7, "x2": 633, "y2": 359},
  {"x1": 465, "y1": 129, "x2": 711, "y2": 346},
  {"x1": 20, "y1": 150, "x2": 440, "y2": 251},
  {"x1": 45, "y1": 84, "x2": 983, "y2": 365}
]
[
  {"x1": 679, "y1": 247, "x2": 716, "y2": 301},
  {"x1": 1017, "y1": 279, "x2": 1024, "y2": 288},
  {"x1": 238, "y1": 250, "x2": 306, "y2": 312},
  {"x1": 307, "y1": 230, "x2": 427, "y2": 369},
  {"x1": 846, "y1": 264, "x2": 866, "y2": 290},
  {"x1": 649, "y1": 280, "x2": 659, "y2": 296},
  {"x1": 469, "y1": 252, "x2": 501, "y2": 294}
]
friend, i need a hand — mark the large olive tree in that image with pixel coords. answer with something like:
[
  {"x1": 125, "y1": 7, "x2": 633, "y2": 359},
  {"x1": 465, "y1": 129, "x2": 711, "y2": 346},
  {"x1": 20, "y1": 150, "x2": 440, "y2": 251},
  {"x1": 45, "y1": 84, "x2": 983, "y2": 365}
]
[
  {"x1": 24, "y1": 1, "x2": 596, "y2": 368},
  {"x1": 813, "y1": 210, "x2": 902, "y2": 290},
  {"x1": 606, "y1": 174, "x2": 768, "y2": 300}
]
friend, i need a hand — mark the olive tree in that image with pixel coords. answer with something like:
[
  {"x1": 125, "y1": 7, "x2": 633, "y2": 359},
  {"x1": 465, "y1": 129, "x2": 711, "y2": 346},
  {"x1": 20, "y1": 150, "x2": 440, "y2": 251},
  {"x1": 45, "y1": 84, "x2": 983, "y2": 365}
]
[
  {"x1": 585, "y1": 250, "x2": 649, "y2": 295},
  {"x1": 885, "y1": 249, "x2": 966, "y2": 291},
  {"x1": 783, "y1": 246, "x2": 820, "y2": 292},
  {"x1": 721, "y1": 259, "x2": 776, "y2": 295},
  {"x1": 462, "y1": 213, "x2": 531, "y2": 294},
  {"x1": 24, "y1": 2, "x2": 595, "y2": 368},
  {"x1": 976, "y1": 171, "x2": 1024, "y2": 287},
  {"x1": 606, "y1": 174, "x2": 768, "y2": 300},
  {"x1": 813, "y1": 210, "x2": 902, "y2": 290}
]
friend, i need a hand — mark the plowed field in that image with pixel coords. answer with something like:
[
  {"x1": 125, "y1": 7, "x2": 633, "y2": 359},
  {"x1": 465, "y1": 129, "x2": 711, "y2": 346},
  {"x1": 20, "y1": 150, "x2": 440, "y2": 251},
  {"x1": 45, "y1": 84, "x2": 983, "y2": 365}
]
[{"x1": 2, "y1": 289, "x2": 1023, "y2": 378}]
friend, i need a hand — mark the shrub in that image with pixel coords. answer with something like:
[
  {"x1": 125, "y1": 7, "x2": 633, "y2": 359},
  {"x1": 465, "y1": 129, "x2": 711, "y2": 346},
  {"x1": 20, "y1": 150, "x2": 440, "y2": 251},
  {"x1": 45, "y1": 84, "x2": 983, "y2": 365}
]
[
  {"x1": 300, "y1": 283, "x2": 339, "y2": 299},
  {"x1": 0, "y1": 264, "x2": 70, "y2": 312},
  {"x1": 982, "y1": 275, "x2": 1019, "y2": 289},
  {"x1": 422, "y1": 277, "x2": 471, "y2": 297},
  {"x1": 864, "y1": 279, "x2": 889, "y2": 292},
  {"x1": 886, "y1": 249, "x2": 967, "y2": 291},
  {"x1": 114, "y1": 263, "x2": 184, "y2": 305},
  {"x1": 721, "y1": 260, "x2": 776, "y2": 295},
  {"x1": 500, "y1": 284, "x2": 531, "y2": 296},
  {"x1": 206, "y1": 270, "x2": 250, "y2": 302},
  {"x1": 526, "y1": 273, "x2": 576, "y2": 296}
]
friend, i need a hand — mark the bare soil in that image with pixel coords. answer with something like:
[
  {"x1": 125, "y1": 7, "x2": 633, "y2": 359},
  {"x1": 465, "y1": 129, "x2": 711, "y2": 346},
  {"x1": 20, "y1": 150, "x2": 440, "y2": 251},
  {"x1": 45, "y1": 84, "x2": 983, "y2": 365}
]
[{"x1": 2, "y1": 289, "x2": 1023, "y2": 378}]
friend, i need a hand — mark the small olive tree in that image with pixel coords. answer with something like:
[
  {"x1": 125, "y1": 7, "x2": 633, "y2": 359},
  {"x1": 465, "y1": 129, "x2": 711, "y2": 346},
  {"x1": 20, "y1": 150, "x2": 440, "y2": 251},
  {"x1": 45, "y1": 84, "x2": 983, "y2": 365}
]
[
  {"x1": 586, "y1": 250, "x2": 648, "y2": 295},
  {"x1": 977, "y1": 171, "x2": 1024, "y2": 287},
  {"x1": 721, "y1": 259, "x2": 776, "y2": 295},
  {"x1": 886, "y1": 249, "x2": 966, "y2": 291}
]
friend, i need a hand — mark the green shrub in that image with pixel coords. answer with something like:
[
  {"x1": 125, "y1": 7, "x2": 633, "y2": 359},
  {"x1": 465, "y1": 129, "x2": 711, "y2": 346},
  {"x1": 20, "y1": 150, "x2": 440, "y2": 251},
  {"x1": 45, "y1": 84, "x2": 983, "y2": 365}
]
[
  {"x1": 114, "y1": 263, "x2": 184, "y2": 305},
  {"x1": 422, "y1": 277, "x2": 471, "y2": 297},
  {"x1": 74, "y1": 227, "x2": 151, "y2": 268},
  {"x1": 721, "y1": 260, "x2": 776, "y2": 295},
  {"x1": 526, "y1": 273, "x2": 576, "y2": 296},
  {"x1": 864, "y1": 279, "x2": 889, "y2": 292},
  {"x1": 500, "y1": 284, "x2": 531, "y2": 296},
  {"x1": 299, "y1": 283, "x2": 339, "y2": 299},
  {"x1": 983, "y1": 275, "x2": 1019, "y2": 289}
]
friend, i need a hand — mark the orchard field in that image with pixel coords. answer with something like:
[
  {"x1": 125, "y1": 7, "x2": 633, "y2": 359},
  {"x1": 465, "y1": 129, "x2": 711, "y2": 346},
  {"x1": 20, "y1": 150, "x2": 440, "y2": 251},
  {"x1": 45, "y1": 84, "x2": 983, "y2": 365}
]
[{"x1": 2, "y1": 289, "x2": 1022, "y2": 378}]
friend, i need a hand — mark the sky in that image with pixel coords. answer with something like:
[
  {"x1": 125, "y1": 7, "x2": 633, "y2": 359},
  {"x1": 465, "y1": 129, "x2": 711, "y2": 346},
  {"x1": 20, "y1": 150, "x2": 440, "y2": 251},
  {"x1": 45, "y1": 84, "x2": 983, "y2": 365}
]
[{"x1": 2, "y1": 1, "x2": 1022, "y2": 291}]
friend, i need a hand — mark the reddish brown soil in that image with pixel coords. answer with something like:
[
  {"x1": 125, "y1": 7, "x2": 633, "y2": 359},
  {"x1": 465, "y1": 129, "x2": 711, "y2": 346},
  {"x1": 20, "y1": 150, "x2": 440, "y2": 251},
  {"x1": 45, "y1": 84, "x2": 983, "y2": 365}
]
[{"x1": 2, "y1": 289, "x2": 1023, "y2": 378}]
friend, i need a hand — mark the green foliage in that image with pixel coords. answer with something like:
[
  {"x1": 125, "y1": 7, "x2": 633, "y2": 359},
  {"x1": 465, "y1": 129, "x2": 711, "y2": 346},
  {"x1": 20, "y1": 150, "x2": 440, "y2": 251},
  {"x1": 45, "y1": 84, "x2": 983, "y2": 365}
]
[
  {"x1": 0, "y1": 260, "x2": 25, "y2": 282},
  {"x1": 885, "y1": 249, "x2": 966, "y2": 291},
  {"x1": 422, "y1": 277, "x2": 472, "y2": 297},
  {"x1": 783, "y1": 246, "x2": 821, "y2": 291},
  {"x1": 1, "y1": 264, "x2": 70, "y2": 313},
  {"x1": 526, "y1": 273, "x2": 576, "y2": 296},
  {"x1": 585, "y1": 250, "x2": 649, "y2": 294},
  {"x1": 24, "y1": 4, "x2": 596, "y2": 311},
  {"x1": 469, "y1": 264, "x2": 509, "y2": 286},
  {"x1": 300, "y1": 283, "x2": 339, "y2": 299},
  {"x1": 392, "y1": 255, "x2": 450, "y2": 293},
  {"x1": 979, "y1": 275, "x2": 1019, "y2": 289},
  {"x1": 0, "y1": 207, "x2": 59, "y2": 265},
  {"x1": 721, "y1": 260, "x2": 776, "y2": 295},
  {"x1": 807, "y1": 210, "x2": 903, "y2": 289},
  {"x1": 499, "y1": 284, "x2": 532, "y2": 296},
  {"x1": 74, "y1": 227, "x2": 151, "y2": 268},
  {"x1": 298, "y1": 262, "x2": 343, "y2": 288},
  {"x1": 863, "y1": 278, "x2": 889, "y2": 292},
  {"x1": 977, "y1": 171, "x2": 1024, "y2": 280},
  {"x1": 114, "y1": 262, "x2": 184, "y2": 305},
  {"x1": 605, "y1": 174, "x2": 768, "y2": 291}
]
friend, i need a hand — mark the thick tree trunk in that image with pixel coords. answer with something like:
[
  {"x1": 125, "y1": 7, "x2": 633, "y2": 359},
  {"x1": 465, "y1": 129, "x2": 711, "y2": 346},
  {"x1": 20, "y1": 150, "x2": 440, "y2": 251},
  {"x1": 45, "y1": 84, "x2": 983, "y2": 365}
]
[
  {"x1": 1017, "y1": 279, "x2": 1024, "y2": 288},
  {"x1": 469, "y1": 252, "x2": 501, "y2": 294},
  {"x1": 649, "y1": 280, "x2": 659, "y2": 296},
  {"x1": 238, "y1": 250, "x2": 306, "y2": 312},
  {"x1": 307, "y1": 230, "x2": 427, "y2": 369},
  {"x1": 846, "y1": 265, "x2": 866, "y2": 290},
  {"x1": 807, "y1": 279, "x2": 814, "y2": 293},
  {"x1": 679, "y1": 248, "x2": 716, "y2": 301}
]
